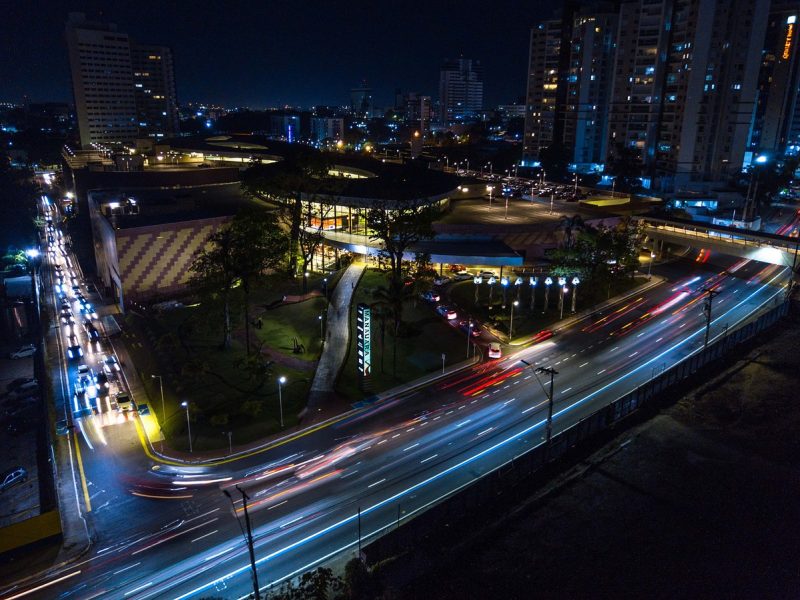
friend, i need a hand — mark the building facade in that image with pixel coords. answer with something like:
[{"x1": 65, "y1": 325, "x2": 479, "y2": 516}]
[
  {"x1": 311, "y1": 117, "x2": 344, "y2": 142},
  {"x1": 131, "y1": 44, "x2": 179, "y2": 140},
  {"x1": 65, "y1": 13, "x2": 179, "y2": 148},
  {"x1": 438, "y1": 58, "x2": 484, "y2": 125},
  {"x1": 65, "y1": 12, "x2": 138, "y2": 147}
]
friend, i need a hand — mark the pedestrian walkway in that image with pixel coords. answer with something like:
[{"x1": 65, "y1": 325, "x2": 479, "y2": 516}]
[{"x1": 305, "y1": 263, "x2": 366, "y2": 420}]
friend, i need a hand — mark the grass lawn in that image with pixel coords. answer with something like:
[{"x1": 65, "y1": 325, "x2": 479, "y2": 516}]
[
  {"x1": 124, "y1": 290, "x2": 328, "y2": 451},
  {"x1": 448, "y1": 275, "x2": 648, "y2": 340},
  {"x1": 336, "y1": 269, "x2": 470, "y2": 402}
]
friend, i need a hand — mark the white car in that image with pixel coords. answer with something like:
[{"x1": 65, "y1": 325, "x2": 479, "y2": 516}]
[
  {"x1": 9, "y1": 345, "x2": 36, "y2": 359},
  {"x1": 488, "y1": 342, "x2": 502, "y2": 359}
]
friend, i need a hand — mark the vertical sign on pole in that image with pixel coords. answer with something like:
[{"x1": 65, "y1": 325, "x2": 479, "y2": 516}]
[{"x1": 357, "y1": 303, "x2": 372, "y2": 390}]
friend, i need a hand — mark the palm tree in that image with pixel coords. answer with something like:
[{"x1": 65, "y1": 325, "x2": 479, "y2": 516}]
[{"x1": 557, "y1": 214, "x2": 585, "y2": 250}]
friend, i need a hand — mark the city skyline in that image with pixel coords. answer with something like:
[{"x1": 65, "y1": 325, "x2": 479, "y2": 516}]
[{"x1": 2, "y1": 0, "x2": 555, "y2": 109}]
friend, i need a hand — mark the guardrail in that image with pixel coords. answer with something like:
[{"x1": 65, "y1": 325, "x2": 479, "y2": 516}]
[{"x1": 364, "y1": 298, "x2": 791, "y2": 564}]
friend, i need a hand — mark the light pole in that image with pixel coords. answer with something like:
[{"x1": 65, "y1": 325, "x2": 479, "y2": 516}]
[
  {"x1": 520, "y1": 360, "x2": 558, "y2": 459},
  {"x1": 152, "y1": 374, "x2": 165, "y2": 446},
  {"x1": 571, "y1": 277, "x2": 580, "y2": 313},
  {"x1": 549, "y1": 192, "x2": 554, "y2": 215},
  {"x1": 277, "y1": 376, "x2": 286, "y2": 428},
  {"x1": 322, "y1": 277, "x2": 328, "y2": 302},
  {"x1": 318, "y1": 313, "x2": 324, "y2": 342},
  {"x1": 509, "y1": 300, "x2": 519, "y2": 341},
  {"x1": 543, "y1": 277, "x2": 553, "y2": 312},
  {"x1": 560, "y1": 284, "x2": 569, "y2": 319},
  {"x1": 647, "y1": 251, "x2": 656, "y2": 280},
  {"x1": 702, "y1": 288, "x2": 720, "y2": 349},
  {"x1": 573, "y1": 171, "x2": 579, "y2": 196},
  {"x1": 529, "y1": 276, "x2": 538, "y2": 311},
  {"x1": 487, "y1": 185, "x2": 494, "y2": 209},
  {"x1": 441, "y1": 353, "x2": 446, "y2": 374},
  {"x1": 181, "y1": 401, "x2": 192, "y2": 453},
  {"x1": 466, "y1": 320, "x2": 473, "y2": 358},
  {"x1": 504, "y1": 195, "x2": 509, "y2": 220},
  {"x1": 223, "y1": 487, "x2": 261, "y2": 600},
  {"x1": 224, "y1": 430, "x2": 233, "y2": 454}
]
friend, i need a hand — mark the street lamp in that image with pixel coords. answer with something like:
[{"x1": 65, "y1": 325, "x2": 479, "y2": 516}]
[
  {"x1": 466, "y1": 320, "x2": 473, "y2": 358},
  {"x1": 560, "y1": 284, "x2": 569, "y2": 319},
  {"x1": 504, "y1": 195, "x2": 509, "y2": 220},
  {"x1": 529, "y1": 276, "x2": 538, "y2": 311},
  {"x1": 181, "y1": 401, "x2": 192, "y2": 453},
  {"x1": 318, "y1": 313, "x2": 324, "y2": 341},
  {"x1": 487, "y1": 185, "x2": 494, "y2": 209},
  {"x1": 571, "y1": 277, "x2": 580, "y2": 313},
  {"x1": 322, "y1": 277, "x2": 328, "y2": 302},
  {"x1": 277, "y1": 376, "x2": 287, "y2": 428},
  {"x1": 543, "y1": 277, "x2": 553, "y2": 312},
  {"x1": 647, "y1": 251, "x2": 656, "y2": 280},
  {"x1": 509, "y1": 300, "x2": 519, "y2": 341}
]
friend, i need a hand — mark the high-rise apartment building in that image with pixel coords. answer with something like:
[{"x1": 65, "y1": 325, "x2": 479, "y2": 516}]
[
  {"x1": 350, "y1": 82, "x2": 373, "y2": 119},
  {"x1": 131, "y1": 44, "x2": 179, "y2": 140},
  {"x1": 311, "y1": 117, "x2": 344, "y2": 142},
  {"x1": 65, "y1": 13, "x2": 137, "y2": 147},
  {"x1": 438, "y1": 58, "x2": 484, "y2": 126},
  {"x1": 522, "y1": 20, "x2": 563, "y2": 164},
  {"x1": 750, "y1": 2, "x2": 800, "y2": 155},
  {"x1": 564, "y1": 8, "x2": 618, "y2": 167},
  {"x1": 65, "y1": 13, "x2": 179, "y2": 148}
]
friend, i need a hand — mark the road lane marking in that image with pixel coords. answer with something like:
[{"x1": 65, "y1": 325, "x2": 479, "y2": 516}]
[
  {"x1": 113, "y1": 562, "x2": 141, "y2": 575},
  {"x1": 367, "y1": 479, "x2": 386, "y2": 488},
  {"x1": 190, "y1": 531, "x2": 217, "y2": 544},
  {"x1": 377, "y1": 439, "x2": 387, "y2": 445},
  {"x1": 597, "y1": 369, "x2": 606, "y2": 375},
  {"x1": 561, "y1": 387, "x2": 572, "y2": 394},
  {"x1": 124, "y1": 582, "x2": 153, "y2": 596},
  {"x1": 629, "y1": 351, "x2": 639, "y2": 357},
  {"x1": 4, "y1": 570, "x2": 82, "y2": 600},
  {"x1": 403, "y1": 443, "x2": 419, "y2": 452},
  {"x1": 521, "y1": 406, "x2": 536, "y2": 414},
  {"x1": 132, "y1": 518, "x2": 218, "y2": 556},
  {"x1": 420, "y1": 454, "x2": 438, "y2": 463},
  {"x1": 579, "y1": 362, "x2": 588, "y2": 368},
  {"x1": 477, "y1": 428, "x2": 493, "y2": 437},
  {"x1": 267, "y1": 500, "x2": 289, "y2": 510}
]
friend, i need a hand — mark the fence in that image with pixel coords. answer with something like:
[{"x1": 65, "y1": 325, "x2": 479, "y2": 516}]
[{"x1": 364, "y1": 299, "x2": 790, "y2": 564}]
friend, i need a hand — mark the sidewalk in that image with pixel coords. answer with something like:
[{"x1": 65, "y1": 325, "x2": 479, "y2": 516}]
[{"x1": 305, "y1": 263, "x2": 366, "y2": 422}]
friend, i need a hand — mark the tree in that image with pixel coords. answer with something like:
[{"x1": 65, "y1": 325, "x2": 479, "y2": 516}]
[
  {"x1": 230, "y1": 207, "x2": 288, "y2": 354},
  {"x1": 373, "y1": 277, "x2": 415, "y2": 377},
  {"x1": 343, "y1": 558, "x2": 383, "y2": 600},
  {"x1": 190, "y1": 226, "x2": 238, "y2": 350},
  {"x1": 297, "y1": 199, "x2": 333, "y2": 293},
  {"x1": 241, "y1": 150, "x2": 331, "y2": 277},
  {"x1": 556, "y1": 214, "x2": 585, "y2": 250},
  {"x1": 365, "y1": 200, "x2": 436, "y2": 290}
]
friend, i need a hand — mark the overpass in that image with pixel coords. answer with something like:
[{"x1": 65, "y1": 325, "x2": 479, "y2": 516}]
[{"x1": 640, "y1": 216, "x2": 800, "y2": 268}]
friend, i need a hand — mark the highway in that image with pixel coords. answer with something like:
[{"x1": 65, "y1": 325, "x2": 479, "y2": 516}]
[{"x1": 0, "y1": 188, "x2": 789, "y2": 599}]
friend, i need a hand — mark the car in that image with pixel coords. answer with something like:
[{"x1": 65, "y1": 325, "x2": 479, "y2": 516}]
[
  {"x1": 6, "y1": 377, "x2": 36, "y2": 394},
  {"x1": 488, "y1": 342, "x2": 502, "y2": 359},
  {"x1": 66, "y1": 345, "x2": 83, "y2": 360},
  {"x1": 59, "y1": 309, "x2": 74, "y2": 324},
  {"x1": 116, "y1": 392, "x2": 133, "y2": 412},
  {"x1": 421, "y1": 291, "x2": 441, "y2": 303},
  {"x1": 9, "y1": 344, "x2": 36, "y2": 359},
  {"x1": 96, "y1": 371, "x2": 110, "y2": 392},
  {"x1": 453, "y1": 270, "x2": 474, "y2": 281},
  {"x1": 77, "y1": 364, "x2": 94, "y2": 379},
  {"x1": 459, "y1": 320, "x2": 482, "y2": 337},
  {"x1": 102, "y1": 355, "x2": 121, "y2": 374},
  {"x1": 0, "y1": 467, "x2": 27, "y2": 493},
  {"x1": 81, "y1": 304, "x2": 99, "y2": 319},
  {"x1": 66, "y1": 330, "x2": 78, "y2": 346},
  {"x1": 436, "y1": 305, "x2": 458, "y2": 320},
  {"x1": 479, "y1": 271, "x2": 497, "y2": 279},
  {"x1": 433, "y1": 276, "x2": 451, "y2": 286},
  {"x1": 86, "y1": 326, "x2": 101, "y2": 342},
  {"x1": 81, "y1": 318, "x2": 93, "y2": 333}
]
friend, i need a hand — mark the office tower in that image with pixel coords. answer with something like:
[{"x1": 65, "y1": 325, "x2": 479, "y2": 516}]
[
  {"x1": 311, "y1": 117, "x2": 344, "y2": 142},
  {"x1": 403, "y1": 92, "x2": 433, "y2": 134},
  {"x1": 350, "y1": 82, "x2": 373, "y2": 118},
  {"x1": 66, "y1": 13, "x2": 179, "y2": 148},
  {"x1": 65, "y1": 13, "x2": 137, "y2": 147},
  {"x1": 438, "y1": 58, "x2": 484, "y2": 126},
  {"x1": 522, "y1": 20, "x2": 563, "y2": 164},
  {"x1": 564, "y1": 8, "x2": 618, "y2": 167},
  {"x1": 750, "y1": 2, "x2": 800, "y2": 154},
  {"x1": 131, "y1": 44, "x2": 179, "y2": 140}
]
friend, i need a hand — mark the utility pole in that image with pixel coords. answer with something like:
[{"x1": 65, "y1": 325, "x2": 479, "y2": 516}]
[
  {"x1": 223, "y1": 487, "x2": 261, "y2": 600},
  {"x1": 702, "y1": 288, "x2": 720, "y2": 349},
  {"x1": 521, "y1": 361, "x2": 558, "y2": 459}
]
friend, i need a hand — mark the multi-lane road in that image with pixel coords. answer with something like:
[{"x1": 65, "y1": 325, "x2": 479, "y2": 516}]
[{"x1": 0, "y1": 190, "x2": 789, "y2": 599}]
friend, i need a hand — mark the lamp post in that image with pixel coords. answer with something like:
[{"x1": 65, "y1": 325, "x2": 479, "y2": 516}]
[
  {"x1": 223, "y1": 487, "x2": 261, "y2": 600},
  {"x1": 322, "y1": 277, "x2": 328, "y2": 302},
  {"x1": 647, "y1": 251, "x2": 656, "y2": 280},
  {"x1": 181, "y1": 401, "x2": 192, "y2": 453},
  {"x1": 537, "y1": 366, "x2": 558, "y2": 458},
  {"x1": 303, "y1": 270, "x2": 310, "y2": 294},
  {"x1": 543, "y1": 277, "x2": 553, "y2": 313},
  {"x1": 702, "y1": 288, "x2": 720, "y2": 349},
  {"x1": 487, "y1": 185, "x2": 494, "y2": 209},
  {"x1": 550, "y1": 192, "x2": 555, "y2": 215},
  {"x1": 277, "y1": 376, "x2": 286, "y2": 428},
  {"x1": 509, "y1": 300, "x2": 519, "y2": 341},
  {"x1": 151, "y1": 374, "x2": 165, "y2": 446},
  {"x1": 224, "y1": 430, "x2": 233, "y2": 454},
  {"x1": 560, "y1": 284, "x2": 569, "y2": 319},
  {"x1": 318, "y1": 313, "x2": 324, "y2": 341},
  {"x1": 504, "y1": 195, "x2": 509, "y2": 220},
  {"x1": 466, "y1": 320, "x2": 473, "y2": 358},
  {"x1": 529, "y1": 276, "x2": 538, "y2": 311},
  {"x1": 573, "y1": 171, "x2": 579, "y2": 196},
  {"x1": 571, "y1": 277, "x2": 580, "y2": 313}
]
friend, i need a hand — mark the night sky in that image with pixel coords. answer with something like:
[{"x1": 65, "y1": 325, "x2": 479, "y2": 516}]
[{"x1": 2, "y1": 0, "x2": 556, "y2": 109}]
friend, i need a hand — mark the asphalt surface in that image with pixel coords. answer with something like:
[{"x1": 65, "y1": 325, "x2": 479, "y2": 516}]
[{"x1": 0, "y1": 192, "x2": 790, "y2": 599}]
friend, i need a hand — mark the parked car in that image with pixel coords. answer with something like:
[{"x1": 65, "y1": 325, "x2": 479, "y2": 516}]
[
  {"x1": 436, "y1": 305, "x2": 458, "y2": 320},
  {"x1": 479, "y1": 271, "x2": 497, "y2": 279},
  {"x1": 0, "y1": 467, "x2": 27, "y2": 492},
  {"x1": 9, "y1": 344, "x2": 36, "y2": 359},
  {"x1": 421, "y1": 291, "x2": 441, "y2": 303},
  {"x1": 433, "y1": 276, "x2": 452, "y2": 286},
  {"x1": 6, "y1": 377, "x2": 36, "y2": 394},
  {"x1": 453, "y1": 270, "x2": 474, "y2": 281},
  {"x1": 488, "y1": 342, "x2": 502, "y2": 359}
]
